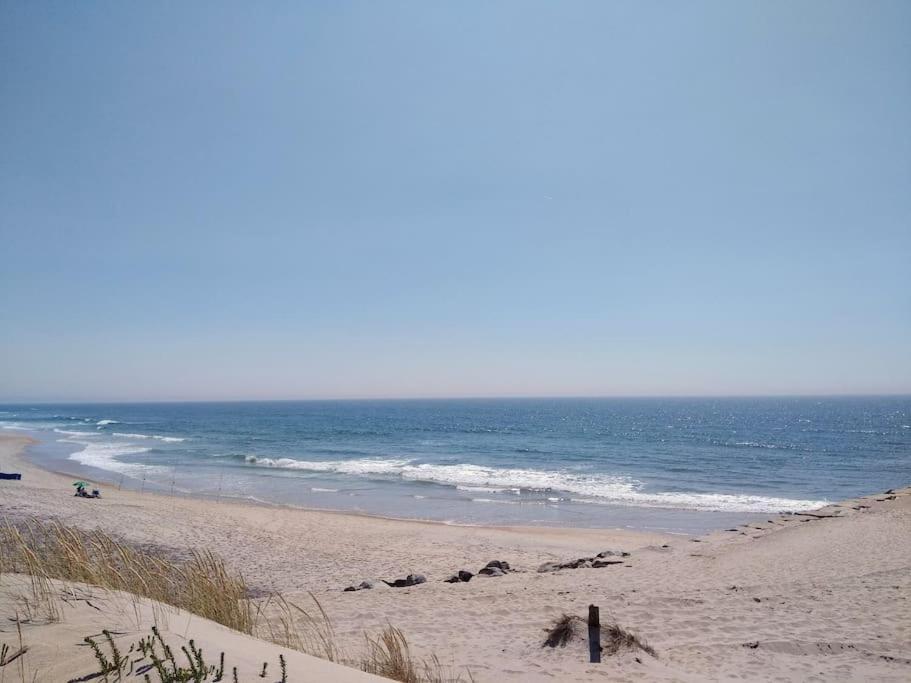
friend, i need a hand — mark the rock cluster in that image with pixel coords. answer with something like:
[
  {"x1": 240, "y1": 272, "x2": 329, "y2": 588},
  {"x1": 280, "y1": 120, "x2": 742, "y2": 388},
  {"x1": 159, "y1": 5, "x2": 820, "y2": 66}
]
[
  {"x1": 477, "y1": 559, "x2": 512, "y2": 577},
  {"x1": 445, "y1": 559, "x2": 513, "y2": 582},
  {"x1": 537, "y1": 549, "x2": 630, "y2": 573},
  {"x1": 346, "y1": 560, "x2": 516, "y2": 591},
  {"x1": 343, "y1": 573, "x2": 426, "y2": 591}
]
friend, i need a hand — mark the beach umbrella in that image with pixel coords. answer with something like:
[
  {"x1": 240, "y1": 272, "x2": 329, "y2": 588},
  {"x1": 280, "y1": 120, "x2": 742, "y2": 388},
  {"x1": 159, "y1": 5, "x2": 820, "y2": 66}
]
[{"x1": 71, "y1": 481, "x2": 89, "y2": 487}]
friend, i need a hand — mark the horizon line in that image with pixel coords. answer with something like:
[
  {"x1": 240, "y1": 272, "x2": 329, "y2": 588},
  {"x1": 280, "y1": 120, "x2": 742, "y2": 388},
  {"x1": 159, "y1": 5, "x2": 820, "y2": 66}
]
[{"x1": 2, "y1": 392, "x2": 910, "y2": 405}]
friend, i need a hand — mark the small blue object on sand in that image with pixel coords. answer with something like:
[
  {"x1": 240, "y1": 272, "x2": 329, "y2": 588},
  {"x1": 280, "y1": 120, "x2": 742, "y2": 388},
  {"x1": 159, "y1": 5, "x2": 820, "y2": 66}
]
[{"x1": 0, "y1": 472, "x2": 22, "y2": 480}]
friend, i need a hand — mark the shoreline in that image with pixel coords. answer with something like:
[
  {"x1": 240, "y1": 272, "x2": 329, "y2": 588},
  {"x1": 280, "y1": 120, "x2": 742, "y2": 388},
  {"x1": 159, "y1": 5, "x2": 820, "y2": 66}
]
[
  {"x1": 7, "y1": 396, "x2": 885, "y2": 533},
  {"x1": 3, "y1": 433, "x2": 910, "y2": 681},
  {"x1": 4, "y1": 432, "x2": 680, "y2": 540},
  {"x1": 7, "y1": 428, "x2": 820, "y2": 534},
  {"x1": 7, "y1": 429, "x2": 910, "y2": 539}
]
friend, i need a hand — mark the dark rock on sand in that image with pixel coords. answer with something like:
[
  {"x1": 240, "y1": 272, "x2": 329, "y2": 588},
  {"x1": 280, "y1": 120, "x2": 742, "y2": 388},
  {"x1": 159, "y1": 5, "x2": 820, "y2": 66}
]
[
  {"x1": 344, "y1": 579, "x2": 384, "y2": 591},
  {"x1": 444, "y1": 570, "x2": 474, "y2": 583},
  {"x1": 382, "y1": 573, "x2": 426, "y2": 588},
  {"x1": 477, "y1": 560, "x2": 512, "y2": 577},
  {"x1": 596, "y1": 549, "x2": 630, "y2": 558},
  {"x1": 538, "y1": 550, "x2": 630, "y2": 572},
  {"x1": 537, "y1": 561, "x2": 562, "y2": 573}
]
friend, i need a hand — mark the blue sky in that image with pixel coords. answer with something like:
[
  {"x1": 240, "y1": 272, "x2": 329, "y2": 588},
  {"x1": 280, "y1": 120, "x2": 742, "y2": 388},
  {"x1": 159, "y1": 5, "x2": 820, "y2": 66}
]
[{"x1": 1, "y1": 1, "x2": 909, "y2": 401}]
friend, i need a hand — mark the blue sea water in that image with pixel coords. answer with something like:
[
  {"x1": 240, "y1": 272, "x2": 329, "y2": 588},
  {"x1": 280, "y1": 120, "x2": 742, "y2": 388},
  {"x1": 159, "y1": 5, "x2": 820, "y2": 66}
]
[{"x1": 2, "y1": 397, "x2": 909, "y2": 533}]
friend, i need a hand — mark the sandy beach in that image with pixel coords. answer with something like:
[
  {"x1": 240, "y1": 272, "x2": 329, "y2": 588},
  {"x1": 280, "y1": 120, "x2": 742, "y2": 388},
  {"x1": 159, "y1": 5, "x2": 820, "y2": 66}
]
[{"x1": 1, "y1": 433, "x2": 909, "y2": 681}]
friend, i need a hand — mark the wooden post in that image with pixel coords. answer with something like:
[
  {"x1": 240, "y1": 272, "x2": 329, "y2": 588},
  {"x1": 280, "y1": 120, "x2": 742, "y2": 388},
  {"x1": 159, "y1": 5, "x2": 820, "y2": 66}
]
[{"x1": 588, "y1": 604, "x2": 601, "y2": 663}]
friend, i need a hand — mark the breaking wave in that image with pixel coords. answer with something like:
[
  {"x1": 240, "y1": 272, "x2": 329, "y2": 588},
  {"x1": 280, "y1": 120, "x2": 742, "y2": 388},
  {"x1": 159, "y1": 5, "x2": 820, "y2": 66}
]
[
  {"x1": 242, "y1": 456, "x2": 826, "y2": 513},
  {"x1": 52, "y1": 429, "x2": 100, "y2": 439},
  {"x1": 60, "y1": 437, "x2": 162, "y2": 476},
  {"x1": 112, "y1": 432, "x2": 186, "y2": 443}
]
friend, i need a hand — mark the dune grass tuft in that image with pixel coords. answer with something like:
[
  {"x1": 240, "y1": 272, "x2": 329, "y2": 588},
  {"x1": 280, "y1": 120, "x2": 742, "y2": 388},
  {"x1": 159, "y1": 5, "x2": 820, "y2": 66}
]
[
  {"x1": 542, "y1": 614, "x2": 581, "y2": 648},
  {"x1": 363, "y1": 626, "x2": 472, "y2": 683},
  {"x1": 603, "y1": 622, "x2": 656, "y2": 658},
  {"x1": 0, "y1": 519, "x2": 252, "y2": 633},
  {"x1": 254, "y1": 592, "x2": 341, "y2": 663}
]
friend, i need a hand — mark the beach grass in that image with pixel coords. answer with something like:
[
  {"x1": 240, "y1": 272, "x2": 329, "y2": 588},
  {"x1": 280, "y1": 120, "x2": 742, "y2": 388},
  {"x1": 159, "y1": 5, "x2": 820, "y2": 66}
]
[
  {"x1": 602, "y1": 621, "x2": 656, "y2": 658},
  {"x1": 364, "y1": 626, "x2": 472, "y2": 683},
  {"x1": 0, "y1": 519, "x2": 253, "y2": 633},
  {"x1": 543, "y1": 614, "x2": 580, "y2": 648},
  {"x1": 542, "y1": 612, "x2": 656, "y2": 658}
]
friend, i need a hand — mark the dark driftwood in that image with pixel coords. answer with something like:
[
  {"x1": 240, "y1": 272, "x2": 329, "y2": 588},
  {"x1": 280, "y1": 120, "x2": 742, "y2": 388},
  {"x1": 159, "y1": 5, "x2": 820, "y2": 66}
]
[
  {"x1": 588, "y1": 604, "x2": 601, "y2": 663},
  {"x1": 793, "y1": 512, "x2": 839, "y2": 519}
]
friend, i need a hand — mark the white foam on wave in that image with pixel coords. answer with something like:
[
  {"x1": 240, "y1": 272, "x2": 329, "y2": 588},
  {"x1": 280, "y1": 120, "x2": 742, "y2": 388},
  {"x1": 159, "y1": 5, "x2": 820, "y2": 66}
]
[
  {"x1": 402, "y1": 462, "x2": 636, "y2": 497},
  {"x1": 58, "y1": 436, "x2": 163, "y2": 476},
  {"x1": 241, "y1": 457, "x2": 827, "y2": 513},
  {"x1": 311, "y1": 487, "x2": 339, "y2": 493},
  {"x1": 96, "y1": 420, "x2": 120, "y2": 426},
  {"x1": 112, "y1": 432, "x2": 186, "y2": 443},
  {"x1": 456, "y1": 484, "x2": 519, "y2": 494},
  {"x1": 53, "y1": 428, "x2": 100, "y2": 437},
  {"x1": 245, "y1": 456, "x2": 411, "y2": 475},
  {"x1": 1, "y1": 422, "x2": 28, "y2": 430},
  {"x1": 567, "y1": 491, "x2": 824, "y2": 514}
]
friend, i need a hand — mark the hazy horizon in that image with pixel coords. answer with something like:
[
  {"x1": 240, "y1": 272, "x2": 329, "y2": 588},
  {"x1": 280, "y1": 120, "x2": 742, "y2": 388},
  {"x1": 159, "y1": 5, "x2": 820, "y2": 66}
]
[
  {"x1": 2, "y1": 392, "x2": 910, "y2": 406},
  {"x1": 2, "y1": 1, "x2": 909, "y2": 402}
]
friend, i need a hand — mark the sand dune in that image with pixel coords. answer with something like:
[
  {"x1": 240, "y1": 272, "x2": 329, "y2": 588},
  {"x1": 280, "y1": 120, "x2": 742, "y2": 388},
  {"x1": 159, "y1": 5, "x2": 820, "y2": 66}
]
[
  {"x1": 0, "y1": 574, "x2": 386, "y2": 682},
  {"x1": 1, "y1": 434, "x2": 909, "y2": 681}
]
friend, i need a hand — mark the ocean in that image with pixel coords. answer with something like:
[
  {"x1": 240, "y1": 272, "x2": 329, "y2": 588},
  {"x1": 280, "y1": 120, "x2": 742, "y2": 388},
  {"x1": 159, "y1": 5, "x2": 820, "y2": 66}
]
[{"x1": 2, "y1": 397, "x2": 909, "y2": 533}]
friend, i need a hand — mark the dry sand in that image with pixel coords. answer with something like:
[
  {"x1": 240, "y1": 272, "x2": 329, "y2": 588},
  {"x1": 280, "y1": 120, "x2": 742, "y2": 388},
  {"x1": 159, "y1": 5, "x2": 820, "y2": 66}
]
[{"x1": 1, "y1": 433, "x2": 909, "y2": 681}]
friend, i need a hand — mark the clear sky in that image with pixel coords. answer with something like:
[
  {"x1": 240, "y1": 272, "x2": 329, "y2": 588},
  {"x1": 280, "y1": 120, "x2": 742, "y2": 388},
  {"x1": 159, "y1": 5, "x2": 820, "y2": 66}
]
[{"x1": 1, "y1": 1, "x2": 909, "y2": 402}]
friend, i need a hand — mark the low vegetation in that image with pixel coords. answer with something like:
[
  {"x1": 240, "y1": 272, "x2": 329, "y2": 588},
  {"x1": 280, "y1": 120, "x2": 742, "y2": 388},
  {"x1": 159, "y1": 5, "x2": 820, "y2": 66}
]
[
  {"x1": 75, "y1": 625, "x2": 289, "y2": 683},
  {"x1": 543, "y1": 612, "x2": 656, "y2": 658},
  {"x1": 602, "y1": 622, "x2": 656, "y2": 658},
  {"x1": 363, "y1": 626, "x2": 472, "y2": 683},
  {"x1": 0, "y1": 519, "x2": 252, "y2": 633},
  {"x1": 542, "y1": 614, "x2": 580, "y2": 648},
  {"x1": 0, "y1": 618, "x2": 31, "y2": 683}
]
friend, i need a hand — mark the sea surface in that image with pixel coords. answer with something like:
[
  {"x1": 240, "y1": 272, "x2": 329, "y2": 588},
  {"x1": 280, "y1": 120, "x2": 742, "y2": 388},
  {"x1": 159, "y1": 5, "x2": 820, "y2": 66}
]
[{"x1": 2, "y1": 397, "x2": 909, "y2": 533}]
